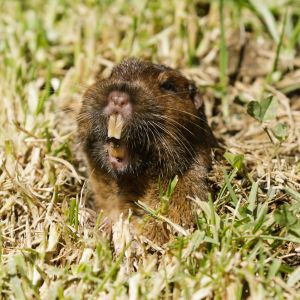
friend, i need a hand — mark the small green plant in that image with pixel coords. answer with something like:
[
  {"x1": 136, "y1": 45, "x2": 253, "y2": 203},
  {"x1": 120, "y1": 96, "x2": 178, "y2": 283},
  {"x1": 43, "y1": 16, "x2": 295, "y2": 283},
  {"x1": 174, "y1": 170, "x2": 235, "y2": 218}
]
[
  {"x1": 247, "y1": 95, "x2": 289, "y2": 144},
  {"x1": 274, "y1": 186, "x2": 300, "y2": 237},
  {"x1": 271, "y1": 122, "x2": 289, "y2": 142},
  {"x1": 247, "y1": 95, "x2": 278, "y2": 122}
]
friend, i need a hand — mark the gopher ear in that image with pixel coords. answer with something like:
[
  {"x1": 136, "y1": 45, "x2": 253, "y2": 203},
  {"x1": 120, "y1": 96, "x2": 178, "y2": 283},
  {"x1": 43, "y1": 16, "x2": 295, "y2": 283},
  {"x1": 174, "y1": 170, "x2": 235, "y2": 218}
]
[
  {"x1": 189, "y1": 83, "x2": 203, "y2": 110},
  {"x1": 193, "y1": 92, "x2": 204, "y2": 110}
]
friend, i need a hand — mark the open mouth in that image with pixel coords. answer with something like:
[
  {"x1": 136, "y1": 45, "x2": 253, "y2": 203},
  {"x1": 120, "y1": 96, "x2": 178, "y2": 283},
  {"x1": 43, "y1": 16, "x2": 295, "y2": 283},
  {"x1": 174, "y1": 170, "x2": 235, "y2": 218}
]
[{"x1": 106, "y1": 114, "x2": 128, "y2": 170}]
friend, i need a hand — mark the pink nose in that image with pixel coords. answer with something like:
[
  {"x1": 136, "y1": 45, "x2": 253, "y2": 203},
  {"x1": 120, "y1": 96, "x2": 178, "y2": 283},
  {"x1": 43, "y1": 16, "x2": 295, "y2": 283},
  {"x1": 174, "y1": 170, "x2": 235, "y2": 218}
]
[{"x1": 108, "y1": 91, "x2": 129, "y2": 107}]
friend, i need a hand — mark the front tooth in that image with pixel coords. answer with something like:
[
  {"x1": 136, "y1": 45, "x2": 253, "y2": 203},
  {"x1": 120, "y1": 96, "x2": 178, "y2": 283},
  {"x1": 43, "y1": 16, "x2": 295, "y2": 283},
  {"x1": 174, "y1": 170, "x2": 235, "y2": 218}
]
[
  {"x1": 107, "y1": 114, "x2": 124, "y2": 139},
  {"x1": 108, "y1": 115, "x2": 117, "y2": 138},
  {"x1": 114, "y1": 114, "x2": 124, "y2": 139}
]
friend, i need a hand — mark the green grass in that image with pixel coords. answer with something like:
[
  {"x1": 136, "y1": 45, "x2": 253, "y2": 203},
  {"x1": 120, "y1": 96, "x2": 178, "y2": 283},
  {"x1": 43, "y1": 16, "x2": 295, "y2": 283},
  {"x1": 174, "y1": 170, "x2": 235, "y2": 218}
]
[{"x1": 0, "y1": 0, "x2": 300, "y2": 299}]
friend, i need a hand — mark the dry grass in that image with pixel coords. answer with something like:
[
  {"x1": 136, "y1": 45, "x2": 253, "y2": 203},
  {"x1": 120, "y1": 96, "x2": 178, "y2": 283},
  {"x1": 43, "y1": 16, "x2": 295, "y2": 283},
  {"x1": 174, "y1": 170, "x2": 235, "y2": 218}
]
[{"x1": 0, "y1": 0, "x2": 300, "y2": 299}]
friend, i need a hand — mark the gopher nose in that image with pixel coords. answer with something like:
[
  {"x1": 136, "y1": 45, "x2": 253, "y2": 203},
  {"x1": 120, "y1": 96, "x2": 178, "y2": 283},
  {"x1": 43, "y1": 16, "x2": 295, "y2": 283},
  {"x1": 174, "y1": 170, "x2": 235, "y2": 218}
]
[
  {"x1": 108, "y1": 91, "x2": 130, "y2": 107},
  {"x1": 105, "y1": 90, "x2": 132, "y2": 118}
]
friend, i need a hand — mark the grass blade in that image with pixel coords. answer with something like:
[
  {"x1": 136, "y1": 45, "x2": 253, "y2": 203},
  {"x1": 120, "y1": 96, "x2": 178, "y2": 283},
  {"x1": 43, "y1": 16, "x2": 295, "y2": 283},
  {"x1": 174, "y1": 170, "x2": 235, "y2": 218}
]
[
  {"x1": 219, "y1": 0, "x2": 229, "y2": 117},
  {"x1": 250, "y1": 0, "x2": 279, "y2": 42}
]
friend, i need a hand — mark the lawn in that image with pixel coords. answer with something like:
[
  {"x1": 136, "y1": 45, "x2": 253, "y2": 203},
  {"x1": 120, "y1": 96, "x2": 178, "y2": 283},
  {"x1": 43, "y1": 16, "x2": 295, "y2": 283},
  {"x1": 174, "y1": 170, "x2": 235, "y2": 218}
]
[{"x1": 0, "y1": 0, "x2": 300, "y2": 299}]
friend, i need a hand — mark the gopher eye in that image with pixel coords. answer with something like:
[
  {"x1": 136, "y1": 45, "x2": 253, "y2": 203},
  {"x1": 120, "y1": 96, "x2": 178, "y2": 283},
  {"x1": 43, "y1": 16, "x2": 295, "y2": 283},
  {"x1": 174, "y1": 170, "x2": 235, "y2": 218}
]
[{"x1": 160, "y1": 80, "x2": 177, "y2": 92}]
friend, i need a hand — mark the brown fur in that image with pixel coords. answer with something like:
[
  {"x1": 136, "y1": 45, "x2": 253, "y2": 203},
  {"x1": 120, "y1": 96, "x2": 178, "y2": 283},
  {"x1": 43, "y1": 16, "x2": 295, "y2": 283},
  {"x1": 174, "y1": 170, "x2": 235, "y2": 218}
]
[{"x1": 78, "y1": 58, "x2": 216, "y2": 244}]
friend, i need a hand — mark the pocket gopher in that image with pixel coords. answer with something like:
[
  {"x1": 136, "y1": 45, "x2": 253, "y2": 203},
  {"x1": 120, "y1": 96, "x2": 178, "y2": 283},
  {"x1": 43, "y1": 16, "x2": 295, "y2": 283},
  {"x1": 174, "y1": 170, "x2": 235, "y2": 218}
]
[{"x1": 78, "y1": 58, "x2": 216, "y2": 244}]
